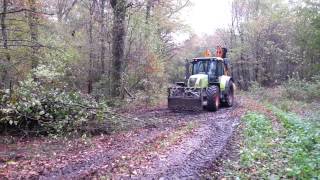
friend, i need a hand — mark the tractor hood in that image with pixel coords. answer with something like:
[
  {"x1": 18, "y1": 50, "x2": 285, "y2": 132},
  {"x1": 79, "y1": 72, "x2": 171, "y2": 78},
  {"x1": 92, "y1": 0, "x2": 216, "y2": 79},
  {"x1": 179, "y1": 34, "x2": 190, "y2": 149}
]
[{"x1": 188, "y1": 74, "x2": 208, "y2": 88}]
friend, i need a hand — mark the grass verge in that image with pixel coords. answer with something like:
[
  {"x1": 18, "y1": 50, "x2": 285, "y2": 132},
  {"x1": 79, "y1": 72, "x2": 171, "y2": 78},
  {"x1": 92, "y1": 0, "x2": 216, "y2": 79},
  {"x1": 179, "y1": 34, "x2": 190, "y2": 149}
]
[{"x1": 226, "y1": 107, "x2": 319, "y2": 179}]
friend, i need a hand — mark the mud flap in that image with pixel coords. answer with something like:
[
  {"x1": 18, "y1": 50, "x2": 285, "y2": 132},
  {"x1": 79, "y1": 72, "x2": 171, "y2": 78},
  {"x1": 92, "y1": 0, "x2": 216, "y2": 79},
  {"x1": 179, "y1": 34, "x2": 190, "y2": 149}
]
[{"x1": 168, "y1": 97, "x2": 203, "y2": 111}]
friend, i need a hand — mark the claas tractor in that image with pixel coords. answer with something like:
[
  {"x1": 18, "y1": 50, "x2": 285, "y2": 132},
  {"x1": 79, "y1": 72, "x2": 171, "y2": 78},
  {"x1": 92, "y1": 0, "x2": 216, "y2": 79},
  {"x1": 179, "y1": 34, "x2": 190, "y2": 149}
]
[{"x1": 168, "y1": 47, "x2": 235, "y2": 111}]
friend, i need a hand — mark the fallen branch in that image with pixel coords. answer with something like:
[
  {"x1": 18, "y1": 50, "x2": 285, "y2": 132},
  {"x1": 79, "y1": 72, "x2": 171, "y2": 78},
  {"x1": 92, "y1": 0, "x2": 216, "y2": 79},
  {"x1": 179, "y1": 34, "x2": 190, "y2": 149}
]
[{"x1": 124, "y1": 87, "x2": 135, "y2": 99}]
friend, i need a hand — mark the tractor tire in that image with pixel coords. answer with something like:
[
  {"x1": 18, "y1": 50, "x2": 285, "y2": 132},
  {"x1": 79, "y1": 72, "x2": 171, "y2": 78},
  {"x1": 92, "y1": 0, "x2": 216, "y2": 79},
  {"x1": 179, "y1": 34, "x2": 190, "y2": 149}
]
[
  {"x1": 206, "y1": 85, "x2": 220, "y2": 111},
  {"x1": 224, "y1": 81, "x2": 234, "y2": 107}
]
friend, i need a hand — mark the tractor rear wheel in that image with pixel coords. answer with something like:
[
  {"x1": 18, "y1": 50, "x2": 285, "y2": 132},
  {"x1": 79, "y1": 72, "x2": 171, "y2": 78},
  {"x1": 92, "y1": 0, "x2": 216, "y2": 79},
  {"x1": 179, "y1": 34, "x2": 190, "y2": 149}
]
[
  {"x1": 207, "y1": 85, "x2": 220, "y2": 111},
  {"x1": 224, "y1": 81, "x2": 234, "y2": 107}
]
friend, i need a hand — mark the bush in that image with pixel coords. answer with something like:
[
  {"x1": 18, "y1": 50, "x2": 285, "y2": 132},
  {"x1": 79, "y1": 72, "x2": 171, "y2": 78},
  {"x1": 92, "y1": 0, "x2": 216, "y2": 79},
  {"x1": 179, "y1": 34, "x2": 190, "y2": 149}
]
[
  {"x1": 0, "y1": 67, "x2": 112, "y2": 136},
  {"x1": 284, "y1": 76, "x2": 320, "y2": 102},
  {"x1": 248, "y1": 81, "x2": 265, "y2": 97}
]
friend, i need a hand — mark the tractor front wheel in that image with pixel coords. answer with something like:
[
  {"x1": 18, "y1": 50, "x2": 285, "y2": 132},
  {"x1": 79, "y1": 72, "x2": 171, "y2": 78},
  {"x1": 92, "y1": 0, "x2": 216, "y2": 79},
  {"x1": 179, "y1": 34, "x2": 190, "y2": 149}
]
[{"x1": 206, "y1": 85, "x2": 220, "y2": 111}]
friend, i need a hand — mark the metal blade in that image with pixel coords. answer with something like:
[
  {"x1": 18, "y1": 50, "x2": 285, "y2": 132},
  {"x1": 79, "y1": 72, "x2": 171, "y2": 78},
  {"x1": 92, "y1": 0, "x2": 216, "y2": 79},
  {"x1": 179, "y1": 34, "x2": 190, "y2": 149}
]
[{"x1": 168, "y1": 97, "x2": 203, "y2": 111}]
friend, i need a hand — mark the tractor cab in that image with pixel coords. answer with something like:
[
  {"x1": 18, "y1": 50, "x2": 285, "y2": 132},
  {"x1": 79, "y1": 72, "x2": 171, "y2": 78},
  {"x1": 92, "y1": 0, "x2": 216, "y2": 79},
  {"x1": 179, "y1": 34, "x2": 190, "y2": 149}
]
[
  {"x1": 187, "y1": 47, "x2": 230, "y2": 88},
  {"x1": 190, "y1": 57, "x2": 226, "y2": 85}
]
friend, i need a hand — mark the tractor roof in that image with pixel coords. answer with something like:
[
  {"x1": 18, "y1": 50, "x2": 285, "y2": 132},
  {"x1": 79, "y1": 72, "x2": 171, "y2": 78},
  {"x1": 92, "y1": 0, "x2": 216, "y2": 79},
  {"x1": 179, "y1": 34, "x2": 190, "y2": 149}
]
[{"x1": 193, "y1": 57, "x2": 224, "y2": 61}]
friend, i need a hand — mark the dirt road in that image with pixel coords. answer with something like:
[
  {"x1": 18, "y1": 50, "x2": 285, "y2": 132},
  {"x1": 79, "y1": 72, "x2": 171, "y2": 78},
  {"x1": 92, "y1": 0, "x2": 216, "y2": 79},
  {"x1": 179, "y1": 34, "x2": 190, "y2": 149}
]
[{"x1": 1, "y1": 99, "x2": 245, "y2": 179}]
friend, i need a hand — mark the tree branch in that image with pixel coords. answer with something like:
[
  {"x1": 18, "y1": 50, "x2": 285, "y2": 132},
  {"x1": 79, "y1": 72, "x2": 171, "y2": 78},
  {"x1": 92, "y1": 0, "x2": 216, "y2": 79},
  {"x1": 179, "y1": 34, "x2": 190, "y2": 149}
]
[{"x1": 0, "y1": 8, "x2": 54, "y2": 16}]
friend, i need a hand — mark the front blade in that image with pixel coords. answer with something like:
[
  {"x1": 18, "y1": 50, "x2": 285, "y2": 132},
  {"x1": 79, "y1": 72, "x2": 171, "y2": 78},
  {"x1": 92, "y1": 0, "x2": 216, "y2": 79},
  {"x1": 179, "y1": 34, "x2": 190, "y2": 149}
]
[{"x1": 168, "y1": 97, "x2": 203, "y2": 111}]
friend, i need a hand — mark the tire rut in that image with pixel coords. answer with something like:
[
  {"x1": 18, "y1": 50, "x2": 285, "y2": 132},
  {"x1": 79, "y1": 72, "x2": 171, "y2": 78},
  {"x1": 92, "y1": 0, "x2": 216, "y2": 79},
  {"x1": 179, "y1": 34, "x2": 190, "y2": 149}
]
[
  {"x1": 136, "y1": 106, "x2": 240, "y2": 179},
  {"x1": 38, "y1": 101, "x2": 242, "y2": 179}
]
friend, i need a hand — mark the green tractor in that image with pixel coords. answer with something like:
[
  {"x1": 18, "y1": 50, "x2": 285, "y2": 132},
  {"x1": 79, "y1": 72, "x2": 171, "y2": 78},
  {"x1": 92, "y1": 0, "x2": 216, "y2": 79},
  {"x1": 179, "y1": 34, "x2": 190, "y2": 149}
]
[{"x1": 168, "y1": 47, "x2": 235, "y2": 111}]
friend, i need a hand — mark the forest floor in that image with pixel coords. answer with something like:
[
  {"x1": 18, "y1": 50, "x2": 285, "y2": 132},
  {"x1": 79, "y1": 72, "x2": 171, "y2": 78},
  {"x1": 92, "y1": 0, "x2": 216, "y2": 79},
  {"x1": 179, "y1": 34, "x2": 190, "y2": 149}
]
[{"x1": 1, "y1": 93, "x2": 304, "y2": 179}]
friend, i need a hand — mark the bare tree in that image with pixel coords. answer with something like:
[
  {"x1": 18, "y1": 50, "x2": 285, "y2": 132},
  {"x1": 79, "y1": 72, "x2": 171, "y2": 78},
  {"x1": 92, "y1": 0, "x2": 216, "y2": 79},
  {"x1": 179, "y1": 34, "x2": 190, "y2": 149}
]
[
  {"x1": 87, "y1": 0, "x2": 96, "y2": 94},
  {"x1": 56, "y1": 0, "x2": 78, "y2": 22}
]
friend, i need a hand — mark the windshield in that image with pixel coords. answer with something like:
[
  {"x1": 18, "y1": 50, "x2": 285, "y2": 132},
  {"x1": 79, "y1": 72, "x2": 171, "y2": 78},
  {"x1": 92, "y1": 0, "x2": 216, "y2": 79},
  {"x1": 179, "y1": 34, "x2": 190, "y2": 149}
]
[
  {"x1": 208, "y1": 61, "x2": 216, "y2": 77},
  {"x1": 192, "y1": 61, "x2": 208, "y2": 74}
]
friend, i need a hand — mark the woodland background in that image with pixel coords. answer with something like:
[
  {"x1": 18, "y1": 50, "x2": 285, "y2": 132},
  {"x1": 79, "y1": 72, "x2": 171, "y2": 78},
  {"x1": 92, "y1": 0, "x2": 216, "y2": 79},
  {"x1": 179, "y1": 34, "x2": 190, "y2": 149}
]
[{"x1": 0, "y1": 0, "x2": 319, "y2": 135}]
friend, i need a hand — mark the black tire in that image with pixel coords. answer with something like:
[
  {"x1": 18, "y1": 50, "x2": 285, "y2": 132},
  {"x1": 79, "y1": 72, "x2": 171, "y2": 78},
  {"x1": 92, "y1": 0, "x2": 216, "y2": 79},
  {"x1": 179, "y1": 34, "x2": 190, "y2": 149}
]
[
  {"x1": 224, "y1": 81, "x2": 234, "y2": 107},
  {"x1": 206, "y1": 85, "x2": 220, "y2": 111}
]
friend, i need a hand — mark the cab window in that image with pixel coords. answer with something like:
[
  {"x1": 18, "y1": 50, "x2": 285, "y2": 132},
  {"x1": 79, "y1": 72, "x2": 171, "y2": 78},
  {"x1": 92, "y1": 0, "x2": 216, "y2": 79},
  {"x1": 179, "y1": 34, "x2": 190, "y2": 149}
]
[
  {"x1": 208, "y1": 61, "x2": 216, "y2": 81},
  {"x1": 192, "y1": 61, "x2": 207, "y2": 74},
  {"x1": 216, "y1": 61, "x2": 224, "y2": 76}
]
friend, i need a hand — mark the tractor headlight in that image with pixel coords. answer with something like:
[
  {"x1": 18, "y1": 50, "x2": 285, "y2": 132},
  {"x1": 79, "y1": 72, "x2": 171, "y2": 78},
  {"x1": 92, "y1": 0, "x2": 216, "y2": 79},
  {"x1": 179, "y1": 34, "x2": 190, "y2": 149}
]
[{"x1": 188, "y1": 78, "x2": 197, "y2": 87}]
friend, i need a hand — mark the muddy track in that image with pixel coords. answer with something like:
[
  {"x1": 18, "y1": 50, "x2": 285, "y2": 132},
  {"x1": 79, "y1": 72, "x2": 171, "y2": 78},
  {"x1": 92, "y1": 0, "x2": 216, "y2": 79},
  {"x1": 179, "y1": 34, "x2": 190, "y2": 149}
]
[
  {"x1": 140, "y1": 112, "x2": 239, "y2": 179},
  {"x1": 36, "y1": 101, "x2": 242, "y2": 179},
  {"x1": 135, "y1": 104, "x2": 241, "y2": 179}
]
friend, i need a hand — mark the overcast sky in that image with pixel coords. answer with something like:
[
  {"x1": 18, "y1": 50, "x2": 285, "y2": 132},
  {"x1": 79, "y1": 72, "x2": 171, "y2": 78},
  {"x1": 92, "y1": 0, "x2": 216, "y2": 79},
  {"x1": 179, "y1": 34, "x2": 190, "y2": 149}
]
[{"x1": 178, "y1": 0, "x2": 232, "y2": 37}]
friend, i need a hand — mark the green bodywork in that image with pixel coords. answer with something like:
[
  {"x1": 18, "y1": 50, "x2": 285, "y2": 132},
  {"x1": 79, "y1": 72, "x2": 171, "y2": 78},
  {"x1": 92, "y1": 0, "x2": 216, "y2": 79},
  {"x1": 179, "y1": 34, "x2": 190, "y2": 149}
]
[
  {"x1": 187, "y1": 73, "x2": 230, "y2": 92},
  {"x1": 188, "y1": 74, "x2": 208, "y2": 88},
  {"x1": 219, "y1": 75, "x2": 231, "y2": 91}
]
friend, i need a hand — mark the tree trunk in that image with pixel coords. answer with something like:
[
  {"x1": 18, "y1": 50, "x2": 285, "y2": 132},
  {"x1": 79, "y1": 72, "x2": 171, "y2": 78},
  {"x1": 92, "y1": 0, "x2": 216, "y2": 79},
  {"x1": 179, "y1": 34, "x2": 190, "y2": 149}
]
[
  {"x1": 146, "y1": 0, "x2": 152, "y2": 24},
  {"x1": 110, "y1": 0, "x2": 127, "y2": 97},
  {"x1": 1, "y1": 0, "x2": 11, "y2": 89},
  {"x1": 87, "y1": 0, "x2": 96, "y2": 94},
  {"x1": 28, "y1": 0, "x2": 39, "y2": 70},
  {"x1": 100, "y1": 0, "x2": 106, "y2": 75},
  {"x1": 57, "y1": 0, "x2": 64, "y2": 22},
  {"x1": 230, "y1": 1, "x2": 236, "y2": 49}
]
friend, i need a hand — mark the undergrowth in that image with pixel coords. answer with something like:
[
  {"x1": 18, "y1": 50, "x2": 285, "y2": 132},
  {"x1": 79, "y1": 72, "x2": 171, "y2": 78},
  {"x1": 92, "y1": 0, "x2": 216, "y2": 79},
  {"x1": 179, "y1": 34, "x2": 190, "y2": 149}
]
[
  {"x1": 0, "y1": 67, "x2": 115, "y2": 136},
  {"x1": 227, "y1": 108, "x2": 319, "y2": 179},
  {"x1": 270, "y1": 106, "x2": 320, "y2": 178},
  {"x1": 284, "y1": 76, "x2": 320, "y2": 102},
  {"x1": 248, "y1": 76, "x2": 320, "y2": 103}
]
